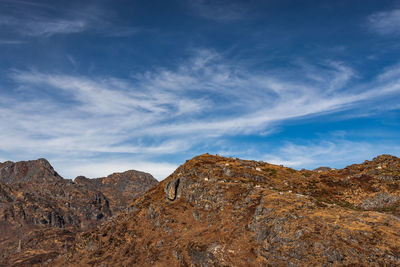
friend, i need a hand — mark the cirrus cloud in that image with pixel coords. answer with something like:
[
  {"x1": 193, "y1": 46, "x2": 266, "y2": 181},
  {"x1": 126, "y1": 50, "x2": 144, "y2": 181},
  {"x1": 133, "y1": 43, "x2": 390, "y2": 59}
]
[
  {"x1": 1, "y1": 49, "x2": 400, "y2": 179},
  {"x1": 368, "y1": 9, "x2": 400, "y2": 35}
]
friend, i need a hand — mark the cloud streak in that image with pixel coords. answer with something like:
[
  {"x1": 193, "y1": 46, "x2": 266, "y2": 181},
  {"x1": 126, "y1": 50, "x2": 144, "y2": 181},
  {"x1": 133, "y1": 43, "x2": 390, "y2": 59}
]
[
  {"x1": 24, "y1": 20, "x2": 87, "y2": 36},
  {"x1": 0, "y1": 13, "x2": 87, "y2": 37},
  {"x1": 368, "y1": 9, "x2": 400, "y2": 35},
  {"x1": 0, "y1": 2, "x2": 144, "y2": 38},
  {"x1": 263, "y1": 139, "x2": 400, "y2": 170},
  {"x1": 1, "y1": 49, "x2": 400, "y2": 178}
]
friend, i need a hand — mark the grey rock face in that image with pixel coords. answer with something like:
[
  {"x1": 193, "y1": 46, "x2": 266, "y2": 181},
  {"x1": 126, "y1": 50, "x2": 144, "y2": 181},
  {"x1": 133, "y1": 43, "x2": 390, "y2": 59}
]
[
  {"x1": 359, "y1": 192, "x2": 400, "y2": 209},
  {"x1": 378, "y1": 174, "x2": 400, "y2": 182},
  {"x1": 165, "y1": 178, "x2": 180, "y2": 201}
]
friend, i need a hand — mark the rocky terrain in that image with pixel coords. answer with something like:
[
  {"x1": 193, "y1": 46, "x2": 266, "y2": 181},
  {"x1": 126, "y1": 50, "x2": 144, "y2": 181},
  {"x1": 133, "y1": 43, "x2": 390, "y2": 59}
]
[
  {"x1": 61, "y1": 154, "x2": 400, "y2": 266},
  {"x1": 74, "y1": 170, "x2": 157, "y2": 214},
  {"x1": 0, "y1": 159, "x2": 157, "y2": 266},
  {"x1": 2, "y1": 154, "x2": 400, "y2": 266}
]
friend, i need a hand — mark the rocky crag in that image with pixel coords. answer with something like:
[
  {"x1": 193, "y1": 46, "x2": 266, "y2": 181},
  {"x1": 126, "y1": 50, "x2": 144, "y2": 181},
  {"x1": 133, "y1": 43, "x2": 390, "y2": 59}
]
[
  {"x1": 0, "y1": 159, "x2": 157, "y2": 266},
  {"x1": 62, "y1": 154, "x2": 400, "y2": 266}
]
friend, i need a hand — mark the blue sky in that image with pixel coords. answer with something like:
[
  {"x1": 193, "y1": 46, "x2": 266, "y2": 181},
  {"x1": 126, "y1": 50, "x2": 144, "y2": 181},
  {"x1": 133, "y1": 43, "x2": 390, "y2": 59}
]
[{"x1": 0, "y1": 0, "x2": 400, "y2": 179}]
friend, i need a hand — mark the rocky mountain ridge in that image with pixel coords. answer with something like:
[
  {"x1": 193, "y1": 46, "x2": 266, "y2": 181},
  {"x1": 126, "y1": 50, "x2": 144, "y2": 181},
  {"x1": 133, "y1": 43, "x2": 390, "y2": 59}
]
[
  {"x1": 0, "y1": 159, "x2": 158, "y2": 266},
  {"x1": 2, "y1": 154, "x2": 400, "y2": 266},
  {"x1": 74, "y1": 170, "x2": 157, "y2": 214},
  {"x1": 62, "y1": 154, "x2": 400, "y2": 266},
  {"x1": 0, "y1": 158, "x2": 63, "y2": 184}
]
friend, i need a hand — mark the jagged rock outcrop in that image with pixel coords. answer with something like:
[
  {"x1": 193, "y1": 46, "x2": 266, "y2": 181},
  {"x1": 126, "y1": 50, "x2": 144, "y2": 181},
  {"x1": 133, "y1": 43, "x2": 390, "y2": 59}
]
[
  {"x1": 165, "y1": 178, "x2": 180, "y2": 201},
  {"x1": 61, "y1": 154, "x2": 400, "y2": 266},
  {"x1": 75, "y1": 170, "x2": 158, "y2": 213},
  {"x1": 313, "y1": 166, "x2": 335, "y2": 172},
  {"x1": 0, "y1": 159, "x2": 157, "y2": 266}
]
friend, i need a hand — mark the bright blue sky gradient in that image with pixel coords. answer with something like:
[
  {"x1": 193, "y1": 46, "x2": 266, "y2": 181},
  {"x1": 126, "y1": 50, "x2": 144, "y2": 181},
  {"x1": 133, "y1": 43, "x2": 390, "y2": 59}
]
[{"x1": 0, "y1": 0, "x2": 399, "y2": 179}]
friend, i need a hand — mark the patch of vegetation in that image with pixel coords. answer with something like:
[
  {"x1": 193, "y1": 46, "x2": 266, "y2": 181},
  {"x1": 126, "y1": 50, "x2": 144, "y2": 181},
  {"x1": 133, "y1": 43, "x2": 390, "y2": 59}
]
[
  {"x1": 335, "y1": 200, "x2": 362, "y2": 210},
  {"x1": 374, "y1": 206, "x2": 398, "y2": 213},
  {"x1": 312, "y1": 198, "x2": 328, "y2": 208},
  {"x1": 306, "y1": 180, "x2": 318, "y2": 190},
  {"x1": 262, "y1": 168, "x2": 277, "y2": 177},
  {"x1": 314, "y1": 196, "x2": 334, "y2": 205},
  {"x1": 311, "y1": 196, "x2": 364, "y2": 211}
]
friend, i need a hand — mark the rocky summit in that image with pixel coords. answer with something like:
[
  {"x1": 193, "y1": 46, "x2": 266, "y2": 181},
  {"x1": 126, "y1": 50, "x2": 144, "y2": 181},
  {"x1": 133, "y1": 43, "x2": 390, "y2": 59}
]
[
  {"x1": 0, "y1": 159, "x2": 157, "y2": 266},
  {"x1": 56, "y1": 153, "x2": 400, "y2": 266},
  {"x1": 2, "y1": 154, "x2": 400, "y2": 266}
]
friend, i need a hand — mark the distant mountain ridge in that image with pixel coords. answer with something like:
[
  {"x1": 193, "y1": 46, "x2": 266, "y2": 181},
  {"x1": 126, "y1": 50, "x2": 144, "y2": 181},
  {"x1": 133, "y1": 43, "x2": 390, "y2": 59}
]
[
  {"x1": 74, "y1": 170, "x2": 158, "y2": 213},
  {"x1": 0, "y1": 158, "x2": 158, "y2": 265}
]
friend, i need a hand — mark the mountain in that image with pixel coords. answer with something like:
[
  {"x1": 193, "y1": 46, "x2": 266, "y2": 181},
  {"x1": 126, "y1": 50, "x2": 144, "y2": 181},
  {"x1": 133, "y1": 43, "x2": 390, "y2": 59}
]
[
  {"x1": 0, "y1": 159, "x2": 157, "y2": 266},
  {"x1": 60, "y1": 154, "x2": 400, "y2": 266},
  {"x1": 0, "y1": 158, "x2": 63, "y2": 184},
  {"x1": 74, "y1": 170, "x2": 157, "y2": 214}
]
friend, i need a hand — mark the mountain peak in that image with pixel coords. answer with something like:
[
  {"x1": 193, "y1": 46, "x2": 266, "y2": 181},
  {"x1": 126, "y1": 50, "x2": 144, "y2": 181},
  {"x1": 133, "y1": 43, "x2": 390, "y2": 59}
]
[
  {"x1": 0, "y1": 158, "x2": 159, "y2": 266},
  {"x1": 36, "y1": 157, "x2": 52, "y2": 166},
  {"x1": 0, "y1": 158, "x2": 63, "y2": 184}
]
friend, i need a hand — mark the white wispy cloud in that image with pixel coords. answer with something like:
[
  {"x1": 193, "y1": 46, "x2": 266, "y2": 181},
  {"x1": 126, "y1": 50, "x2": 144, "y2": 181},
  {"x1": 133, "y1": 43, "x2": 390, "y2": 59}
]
[
  {"x1": 0, "y1": 2, "x2": 145, "y2": 37},
  {"x1": 6, "y1": 49, "x2": 400, "y2": 139},
  {"x1": 368, "y1": 9, "x2": 400, "y2": 35},
  {"x1": 0, "y1": 14, "x2": 87, "y2": 37},
  {"x1": 263, "y1": 140, "x2": 400, "y2": 170},
  {"x1": 23, "y1": 20, "x2": 87, "y2": 36},
  {"x1": 2, "y1": 49, "x2": 400, "y2": 179}
]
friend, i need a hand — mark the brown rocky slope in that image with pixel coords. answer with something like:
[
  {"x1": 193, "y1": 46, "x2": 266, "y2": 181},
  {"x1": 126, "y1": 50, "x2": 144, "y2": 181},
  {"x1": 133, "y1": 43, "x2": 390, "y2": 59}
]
[
  {"x1": 62, "y1": 154, "x2": 400, "y2": 266},
  {"x1": 0, "y1": 159, "x2": 157, "y2": 266}
]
